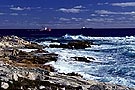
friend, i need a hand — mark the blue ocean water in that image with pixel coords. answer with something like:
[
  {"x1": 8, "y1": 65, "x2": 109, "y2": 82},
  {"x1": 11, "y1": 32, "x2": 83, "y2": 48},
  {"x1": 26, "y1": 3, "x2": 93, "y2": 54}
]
[{"x1": 35, "y1": 34, "x2": 135, "y2": 88}]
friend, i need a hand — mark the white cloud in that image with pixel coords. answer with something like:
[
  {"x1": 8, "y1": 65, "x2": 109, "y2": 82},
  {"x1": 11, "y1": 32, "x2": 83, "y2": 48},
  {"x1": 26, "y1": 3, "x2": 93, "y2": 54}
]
[
  {"x1": 58, "y1": 8, "x2": 81, "y2": 13},
  {"x1": 74, "y1": 5, "x2": 84, "y2": 9},
  {"x1": 91, "y1": 14, "x2": 97, "y2": 16},
  {"x1": 59, "y1": 18, "x2": 70, "y2": 21},
  {"x1": 0, "y1": 13, "x2": 5, "y2": 15},
  {"x1": 71, "y1": 18, "x2": 82, "y2": 21},
  {"x1": 86, "y1": 18, "x2": 114, "y2": 22},
  {"x1": 10, "y1": 7, "x2": 24, "y2": 11},
  {"x1": 112, "y1": 2, "x2": 135, "y2": 7},
  {"x1": 58, "y1": 5, "x2": 85, "y2": 13},
  {"x1": 97, "y1": 2, "x2": 109, "y2": 5},
  {"x1": 95, "y1": 10, "x2": 135, "y2": 15},
  {"x1": 10, "y1": 6, "x2": 31, "y2": 11},
  {"x1": 10, "y1": 13, "x2": 18, "y2": 16}
]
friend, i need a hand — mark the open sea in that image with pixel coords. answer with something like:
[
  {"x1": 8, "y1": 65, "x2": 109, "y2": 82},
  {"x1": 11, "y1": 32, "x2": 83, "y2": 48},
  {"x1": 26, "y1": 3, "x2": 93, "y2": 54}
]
[{"x1": 1, "y1": 29, "x2": 135, "y2": 88}]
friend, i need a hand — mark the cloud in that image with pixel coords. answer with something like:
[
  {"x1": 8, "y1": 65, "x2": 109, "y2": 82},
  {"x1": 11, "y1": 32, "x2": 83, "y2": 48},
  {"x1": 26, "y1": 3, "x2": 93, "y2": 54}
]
[
  {"x1": 10, "y1": 6, "x2": 31, "y2": 11},
  {"x1": 10, "y1": 13, "x2": 19, "y2": 16},
  {"x1": 74, "y1": 5, "x2": 84, "y2": 9},
  {"x1": 112, "y1": 2, "x2": 135, "y2": 7},
  {"x1": 95, "y1": 10, "x2": 135, "y2": 15},
  {"x1": 97, "y1": 2, "x2": 109, "y2": 5},
  {"x1": 10, "y1": 7, "x2": 24, "y2": 11},
  {"x1": 59, "y1": 18, "x2": 70, "y2": 21},
  {"x1": 58, "y1": 5, "x2": 85, "y2": 13},
  {"x1": 58, "y1": 8, "x2": 81, "y2": 13},
  {"x1": 86, "y1": 18, "x2": 114, "y2": 22},
  {"x1": 71, "y1": 18, "x2": 82, "y2": 21},
  {"x1": 0, "y1": 13, "x2": 5, "y2": 15}
]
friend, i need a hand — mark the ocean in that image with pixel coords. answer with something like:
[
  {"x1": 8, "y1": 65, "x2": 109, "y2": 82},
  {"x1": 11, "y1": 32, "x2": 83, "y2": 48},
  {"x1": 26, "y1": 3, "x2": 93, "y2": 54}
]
[
  {"x1": 1, "y1": 29, "x2": 135, "y2": 88},
  {"x1": 36, "y1": 34, "x2": 135, "y2": 88}
]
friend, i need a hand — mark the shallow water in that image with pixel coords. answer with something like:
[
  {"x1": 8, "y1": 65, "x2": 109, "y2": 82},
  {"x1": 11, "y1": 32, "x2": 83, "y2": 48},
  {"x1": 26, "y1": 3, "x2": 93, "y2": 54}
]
[{"x1": 37, "y1": 34, "x2": 135, "y2": 88}]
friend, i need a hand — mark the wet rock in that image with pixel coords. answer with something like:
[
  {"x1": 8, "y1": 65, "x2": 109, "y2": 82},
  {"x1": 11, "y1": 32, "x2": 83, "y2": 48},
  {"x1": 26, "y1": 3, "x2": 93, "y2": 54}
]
[
  {"x1": 13, "y1": 73, "x2": 18, "y2": 81},
  {"x1": 71, "y1": 57, "x2": 95, "y2": 63},
  {"x1": 39, "y1": 85, "x2": 46, "y2": 89},
  {"x1": 49, "y1": 43, "x2": 69, "y2": 48},
  {"x1": 67, "y1": 72, "x2": 83, "y2": 78},
  {"x1": 9, "y1": 49, "x2": 58, "y2": 64},
  {"x1": 88, "y1": 85, "x2": 102, "y2": 90},
  {"x1": 67, "y1": 41, "x2": 92, "y2": 49},
  {"x1": 40, "y1": 65, "x2": 55, "y2": 72},
  {"x1": 49, "y1": 40, "x2": 92, "y2": 49},
  {"x1": 25, "y1": 42, "x2": 44, "y2": 49},
  {"x1": 1, "y1": 82, "x2": 9, "y2": 89}
]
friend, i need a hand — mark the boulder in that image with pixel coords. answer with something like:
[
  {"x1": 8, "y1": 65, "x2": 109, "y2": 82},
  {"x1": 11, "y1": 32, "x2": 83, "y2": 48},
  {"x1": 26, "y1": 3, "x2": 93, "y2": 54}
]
[
  {"x1": 1, "y1": 82, "x2": 9, "y2": 89},
  {"x1": 49, "y1": 40, "x2": 92, "y2": 49},
  {"x1": 67, "y1": 41, "x2": 92, "y2": 49},
  {"x1": 71, "y1": 57, "x2": 95, "y2": 63}
]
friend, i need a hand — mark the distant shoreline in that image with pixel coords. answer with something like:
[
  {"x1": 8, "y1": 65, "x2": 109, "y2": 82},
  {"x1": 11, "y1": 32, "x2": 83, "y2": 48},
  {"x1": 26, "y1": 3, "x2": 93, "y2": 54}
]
[{"x1": 0, "y1": 28, "x2": 135, "y2": 37}]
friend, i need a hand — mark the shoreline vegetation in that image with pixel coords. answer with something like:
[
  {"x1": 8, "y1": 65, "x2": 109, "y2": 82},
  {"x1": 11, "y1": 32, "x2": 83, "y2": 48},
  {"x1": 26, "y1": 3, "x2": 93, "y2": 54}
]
[{"x1": 0, "y1": 35, "x2": 134, "y2": 90}]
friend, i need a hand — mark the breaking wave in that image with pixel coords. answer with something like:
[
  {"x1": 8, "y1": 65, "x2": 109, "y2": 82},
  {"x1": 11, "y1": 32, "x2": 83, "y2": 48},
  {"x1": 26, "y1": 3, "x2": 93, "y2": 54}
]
[{"x1": 38, "y1": 34, "x2": 135, "y2": 88}]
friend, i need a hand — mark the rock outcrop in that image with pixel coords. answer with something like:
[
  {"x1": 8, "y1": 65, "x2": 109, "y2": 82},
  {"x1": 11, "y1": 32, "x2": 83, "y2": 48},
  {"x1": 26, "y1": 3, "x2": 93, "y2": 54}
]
[
  {"x1": 50, "y1": 40, "x2": 92, "y2": 49},
  {"x1": 0, "y1": 35, "x2": 30, "y2": 48}
]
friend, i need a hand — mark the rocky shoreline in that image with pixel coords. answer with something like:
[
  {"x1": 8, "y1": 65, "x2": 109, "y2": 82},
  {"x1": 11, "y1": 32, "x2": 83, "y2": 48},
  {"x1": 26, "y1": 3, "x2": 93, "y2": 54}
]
[{"x1": 0, "y1": 35, "x2": 134, "y2": 90}]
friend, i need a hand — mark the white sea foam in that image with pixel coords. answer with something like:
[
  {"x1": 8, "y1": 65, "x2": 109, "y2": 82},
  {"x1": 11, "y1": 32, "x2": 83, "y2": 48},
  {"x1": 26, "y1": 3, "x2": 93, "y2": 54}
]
[{"x1": 38, "y1": 41, "x2": 60, "y2": 46}]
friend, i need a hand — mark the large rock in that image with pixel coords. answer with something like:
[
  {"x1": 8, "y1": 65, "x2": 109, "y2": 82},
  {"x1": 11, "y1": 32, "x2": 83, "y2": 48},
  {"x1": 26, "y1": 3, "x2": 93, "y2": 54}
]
[
  {"x1": 68, "y1": 41, "x2": 92, "y2": 49},
  {"x1": 71, "y1": 57, "x2": 95, "y2": 63},
  {"x1": 50, "y1": 40, "x2": 92, "y2": 49},
  {"x1": 1, "y1": 82, "x2": 9, "y2": 89}
]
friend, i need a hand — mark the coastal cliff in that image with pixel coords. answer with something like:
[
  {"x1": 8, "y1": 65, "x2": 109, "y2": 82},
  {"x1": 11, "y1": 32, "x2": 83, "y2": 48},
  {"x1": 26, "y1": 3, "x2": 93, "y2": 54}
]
[{"x1": 0, "y1": 35, "x2": 134, "y2": 90}]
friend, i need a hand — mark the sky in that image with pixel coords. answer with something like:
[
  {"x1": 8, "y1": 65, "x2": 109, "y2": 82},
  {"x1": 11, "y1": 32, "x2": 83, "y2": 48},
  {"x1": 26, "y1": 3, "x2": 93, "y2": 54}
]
[{"x1": 0, "y1": 0, "x2": 135, "y2": 29}]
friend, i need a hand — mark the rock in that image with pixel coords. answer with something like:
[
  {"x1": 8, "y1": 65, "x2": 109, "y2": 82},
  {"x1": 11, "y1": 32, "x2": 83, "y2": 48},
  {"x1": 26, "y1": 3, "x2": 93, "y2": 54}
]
[
  {"x1": 13, "y1": 73, "x2": 18, "y2": 81},
  {"x1": 39, "y1": 85, "x2": 45, "y2": 89},
  {"x1": 67, "y1": 72, "x2": 83, "y2": 78},
  {"x1": 27, "y1": 72, "x2": 37, "y2": 80},
  {"x1": 49, "y1": 43, "x2": 69, "y2": 48},
  {"x1": 30, "y1": 49, "x2": 48, "y2": 54},
  {"x1": 88, "y1": 85, "x2": 102, "y2": 90},
  {"x1": 1, "y1": 82, "x2": 9, "y2": 89},
  {"x1": 0, "y1": 35, "x2": 30, "y2": 48},
  {"x1": 71, "y1": 57, "x2": 95, "y2": 63},
  {"x1": 25, "y1": 42, "x2": 44, "y2": 49},
  {"x1": 49, "y1": 40, "x2": 92, "y2": 49},
  {"x1": 0, "y1": 62, "x2": 134, "y2": 90},
  {"x1": 67, "y1": 41, "x2": 92, "y2": 49},
  {"x1": 9, "y1": 49, "x2": 58, "y2": 64},
  {"x1": 40, "y1": 65, "x2": 55, "y2": 72}
]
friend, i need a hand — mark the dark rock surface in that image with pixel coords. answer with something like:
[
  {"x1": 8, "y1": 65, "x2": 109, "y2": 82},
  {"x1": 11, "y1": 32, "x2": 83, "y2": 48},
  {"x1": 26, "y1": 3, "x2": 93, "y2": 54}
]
[
  {"x1": 25, "y1": 42, "x2": 44, "y2": 49},
  {"x1": 50, "y1": 40, "x2": 92, "y2": 49},
  {"x1": 71, "y1": 57, "x2": 95, "y2": 63}
]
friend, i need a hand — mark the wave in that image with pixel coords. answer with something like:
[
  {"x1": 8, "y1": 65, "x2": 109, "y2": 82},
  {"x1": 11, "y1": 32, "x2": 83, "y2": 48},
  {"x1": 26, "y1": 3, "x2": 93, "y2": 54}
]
[
  {"x1": 36, "y1": 34, "x2": 135, "y2": 88},
  {"x1": 62, "y1": 34, "x2": 135, "y2": 45}
]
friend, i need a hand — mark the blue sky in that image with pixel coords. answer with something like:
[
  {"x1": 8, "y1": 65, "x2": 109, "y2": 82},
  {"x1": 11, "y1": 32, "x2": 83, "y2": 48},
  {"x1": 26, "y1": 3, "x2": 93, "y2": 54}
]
[{"x1": 0, "y1": 0, "x2": 135, "y2": 29}]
